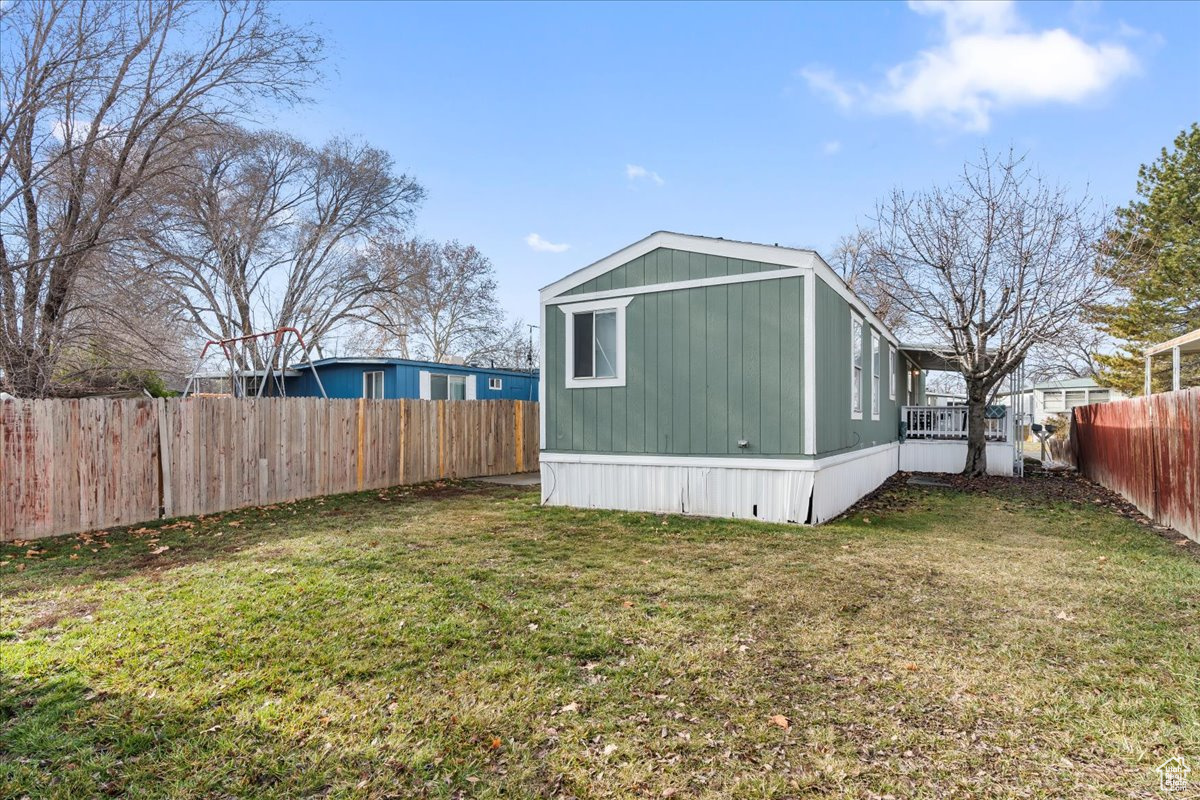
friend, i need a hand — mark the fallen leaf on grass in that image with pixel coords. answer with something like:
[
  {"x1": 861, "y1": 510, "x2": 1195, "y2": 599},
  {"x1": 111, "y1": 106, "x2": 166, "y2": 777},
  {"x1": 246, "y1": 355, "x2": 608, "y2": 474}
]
[
  {"x1": 662, "y1": 789, "x2": 679, "y2": 798},
  {"x1": 622, "y1": 600, "x2": 635, "y2": 608},
  {"x1": 903, "y1": 662, "x2": 920, "y2": 672},
  {"x1": 490, "y1": 737, "x2": 502, "y2": 750},
  {"x1": 227, "y1": 521, "x2": 242, "y2": 528},
  {"x1": 768, "y1": 714, "x2": 790, "y2": 729},
  {"x1": 558, "y1": 701, "x2": 579, "y2": 714},
  {"x1": 602, "y1": 743, "x2": 618, "y2": 756},
  {"x1": 1054, "y1": 611, "x2": 1076, "y2": 622},
  {"x1": 150, "y1": 546, "x2": 170, "y2": 555}
]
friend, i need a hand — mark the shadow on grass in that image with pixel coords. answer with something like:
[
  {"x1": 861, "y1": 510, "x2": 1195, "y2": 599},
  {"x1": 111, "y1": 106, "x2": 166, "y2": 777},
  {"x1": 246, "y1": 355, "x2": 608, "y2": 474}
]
[
  {"x1": 0, "y1": 481, "x2": 532, "y2": 602},
  {"x1": 0, "y1": 669, "x2": 347, "y2": 798}
]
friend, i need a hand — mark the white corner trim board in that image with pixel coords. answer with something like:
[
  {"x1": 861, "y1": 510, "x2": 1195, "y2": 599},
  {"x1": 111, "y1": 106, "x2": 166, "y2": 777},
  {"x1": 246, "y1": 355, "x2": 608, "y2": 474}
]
[
  {"x1": 418, "y1": 370, "x2": 431, "y2": 400},
  {"x1": 803, "y1": 269, "x2": 817, "y2": 455}
]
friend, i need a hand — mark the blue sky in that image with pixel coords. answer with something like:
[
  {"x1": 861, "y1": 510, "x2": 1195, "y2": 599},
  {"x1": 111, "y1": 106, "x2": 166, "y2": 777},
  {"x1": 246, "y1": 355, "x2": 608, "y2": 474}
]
[{"x1": 274, "y1": 0, "x2": 1198, "y2": 327}]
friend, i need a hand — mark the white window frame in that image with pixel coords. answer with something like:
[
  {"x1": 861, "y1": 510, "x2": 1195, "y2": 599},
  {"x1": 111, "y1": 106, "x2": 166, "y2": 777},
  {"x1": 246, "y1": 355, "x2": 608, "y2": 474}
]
[
  {"x1": 363, "y1": 370, "x2": 384, "y2": 399},
  {"x1": 850, "y1": 314, "x2": 863, "y2": 419},
  {"x1": 871, "y1": 332, "x2": 881, "y2": 420},
  {"x1": 888, "y1": 345, "x2": 897, "y2": 401},
  {"x1": 488, "y1": 377, "x2": 503, "y2": 391},
  {"x1": 561, "y1": 297, "x2": 633, "y2": 389}
]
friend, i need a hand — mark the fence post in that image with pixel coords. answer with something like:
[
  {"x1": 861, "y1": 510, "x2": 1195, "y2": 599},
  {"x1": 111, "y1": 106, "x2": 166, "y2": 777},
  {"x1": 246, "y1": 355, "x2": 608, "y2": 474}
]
[
  {"x1": 438, "y1": 400, "x2": 446, "y2": 479},
  {"x1": 356, "y1": 397, "x2": 366, "y2": 491},
  {"x1": 514, "y1": 400, "x2": 524, "y2": 473},
  {"x1": 156, "y1": 398, "x2": 172, "y2": 519}
]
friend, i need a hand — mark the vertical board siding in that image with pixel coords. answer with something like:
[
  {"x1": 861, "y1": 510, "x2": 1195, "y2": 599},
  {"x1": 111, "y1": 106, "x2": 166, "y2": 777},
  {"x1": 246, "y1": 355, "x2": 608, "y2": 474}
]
[
  {"x1": 544, "y1": 277, "x2": 805, "y2": 457},
  {"x1": 1, "y1": 398, "x2": 540, "y2": 541},
  {"x1": 1073, "y1": 388, "x2": 1198, "y2": 542},
  {"x1": 813, "y1": 277, "x2": 905, "y2": 456},
  {"x1": 562, "y1": 247, "x2": 790, "y2": 296}
]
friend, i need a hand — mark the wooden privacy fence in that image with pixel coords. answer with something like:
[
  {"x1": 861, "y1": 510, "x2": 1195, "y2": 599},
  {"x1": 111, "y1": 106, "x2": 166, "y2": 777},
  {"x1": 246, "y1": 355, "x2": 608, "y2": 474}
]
[
  {"x1": 1072, "y1": 388, "x2": 1199, "y2": 543},
  {"x1": 1, "y1": 398, "x2": 539, "y2": 541}
]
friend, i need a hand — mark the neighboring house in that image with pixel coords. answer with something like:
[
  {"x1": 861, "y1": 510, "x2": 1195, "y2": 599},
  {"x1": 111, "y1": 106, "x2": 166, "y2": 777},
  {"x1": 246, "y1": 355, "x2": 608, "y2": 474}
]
[
  {"x1": 1032, "y1": 377, "x2": 1124, "y2": 424},
  {"x1": 280, "y1": 357, "x2": 539, "y2": 401},
  {"x1": 537, "y1": 231, "x2": 1021, "y2": 525}
]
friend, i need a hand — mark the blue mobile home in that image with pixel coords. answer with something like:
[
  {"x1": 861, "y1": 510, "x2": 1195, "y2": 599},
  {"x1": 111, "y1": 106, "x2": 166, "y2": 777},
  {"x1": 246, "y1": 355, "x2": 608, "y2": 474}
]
[{"x1": 283, "y1": 357, "x2": 538, "y2": 401}]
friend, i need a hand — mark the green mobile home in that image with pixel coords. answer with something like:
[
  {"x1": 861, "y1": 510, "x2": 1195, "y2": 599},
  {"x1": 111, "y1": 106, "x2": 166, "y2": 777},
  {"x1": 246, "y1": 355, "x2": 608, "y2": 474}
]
[{"x1": 539, "y1": 232, "x2": 1016, "y2": 524}]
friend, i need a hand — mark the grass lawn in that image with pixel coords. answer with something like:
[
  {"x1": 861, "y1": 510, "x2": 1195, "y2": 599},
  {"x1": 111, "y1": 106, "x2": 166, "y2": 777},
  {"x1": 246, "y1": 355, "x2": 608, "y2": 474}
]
[{"x1": 2, "y1": 476, "x2": 1198, "y2": 799}]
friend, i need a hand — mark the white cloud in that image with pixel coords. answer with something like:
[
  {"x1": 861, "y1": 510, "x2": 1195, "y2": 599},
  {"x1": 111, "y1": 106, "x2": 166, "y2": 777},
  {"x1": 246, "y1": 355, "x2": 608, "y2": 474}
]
[
  {"x1": 625, "y1": 164, "x2": 664, "y2": 186},
  {"x1": 800, "y1": 0, "x2": 1137, "y2": 132},
  {"x1": 822, "y1": 140, "x2": 843, "y2": 156},
  {"x1": 525, "y1": 233, "x2": 570, "y2": 253}
]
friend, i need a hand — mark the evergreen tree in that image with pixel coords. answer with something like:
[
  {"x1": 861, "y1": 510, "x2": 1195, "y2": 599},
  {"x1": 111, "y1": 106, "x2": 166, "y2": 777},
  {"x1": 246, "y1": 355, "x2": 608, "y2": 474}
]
[{"x1": 1092, "y1": 124, "x2": 1200, "y2": 394}]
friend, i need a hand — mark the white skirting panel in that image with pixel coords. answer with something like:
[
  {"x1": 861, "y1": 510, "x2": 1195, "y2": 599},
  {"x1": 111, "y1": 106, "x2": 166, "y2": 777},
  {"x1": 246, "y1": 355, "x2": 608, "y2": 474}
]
[
  {"x1": 899, "y1": 441, "x2": 1014, "y2": 476},
  {"x1": 809, "y1": 445, "x2": 900, "y2": 524},
  {"x1": 540, "y1": 445, "x2": 899, "y2": 525}
]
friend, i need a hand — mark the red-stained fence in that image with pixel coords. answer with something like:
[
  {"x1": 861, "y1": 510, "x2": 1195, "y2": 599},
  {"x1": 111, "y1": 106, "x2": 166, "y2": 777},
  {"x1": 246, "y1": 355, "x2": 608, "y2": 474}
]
[{"x1": 1072, "y1": 388, "x2": 1199, "y2": 542}]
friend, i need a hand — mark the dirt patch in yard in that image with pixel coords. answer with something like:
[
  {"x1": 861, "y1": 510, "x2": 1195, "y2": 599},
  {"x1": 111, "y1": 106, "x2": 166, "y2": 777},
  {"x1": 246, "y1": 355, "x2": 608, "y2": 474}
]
[
  {"x1": 849, "y1": 463, "x2": 1200, "y2": 559},
  {"x1": 22, "y1": 600, "x2": 98, "y2": 632}
]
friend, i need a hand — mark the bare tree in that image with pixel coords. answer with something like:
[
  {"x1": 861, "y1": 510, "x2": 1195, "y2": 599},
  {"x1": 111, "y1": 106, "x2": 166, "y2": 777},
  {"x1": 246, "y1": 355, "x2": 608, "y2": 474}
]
[
  {"x1": 141, "y1": 129, "x2": 424, "y2": 368},
  {"x1": 828, "y1": 230, "x2": 907, "y2": 331},
  {"x1": 363, "y1": 237, "x2": 525, "y2": 365},
  {"x1": 865, "y1": 150, "x2": 1108, "y2": 475},
  {"x1": 0, "y1": 0, "x2": 323, "y2": 396}
]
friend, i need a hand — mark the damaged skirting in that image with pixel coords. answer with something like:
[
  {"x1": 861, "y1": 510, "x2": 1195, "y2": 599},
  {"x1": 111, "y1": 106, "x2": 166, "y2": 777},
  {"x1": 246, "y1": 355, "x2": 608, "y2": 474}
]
[{"x1": 539, "y1": 444, "x2": 899, "y2": 525}]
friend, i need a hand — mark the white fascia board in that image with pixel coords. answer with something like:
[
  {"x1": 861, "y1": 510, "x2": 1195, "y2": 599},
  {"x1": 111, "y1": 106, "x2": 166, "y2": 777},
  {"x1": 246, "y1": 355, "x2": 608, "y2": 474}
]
[
  {"x1": 539, "y1": 231, "x2": 820, "y2": 301},
  {"x1": 540, "y1": 441, "x2": 899, "y2": 472},
  {"x1": 544, "y1": 268, "x2": 806, "y2": 306}
]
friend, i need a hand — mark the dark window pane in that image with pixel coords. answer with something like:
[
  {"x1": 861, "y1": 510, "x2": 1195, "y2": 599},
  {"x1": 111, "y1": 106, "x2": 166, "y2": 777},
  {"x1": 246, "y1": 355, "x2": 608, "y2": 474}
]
[
  {"x1": 430, "y1": 373, "x2": 448, "y2": 400},
  {"x1": 573, "y1": 312, "x2": 593, "y2": 378}
]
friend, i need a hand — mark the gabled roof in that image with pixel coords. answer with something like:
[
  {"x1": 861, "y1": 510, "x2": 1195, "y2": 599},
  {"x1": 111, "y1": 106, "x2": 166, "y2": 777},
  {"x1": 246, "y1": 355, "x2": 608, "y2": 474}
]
[
  {"x1": 539, "y1": 231, "x2": 820, "y2": 300},
  {"x1": 539, "y1": 230, "x2": 903, "y2": 348}
]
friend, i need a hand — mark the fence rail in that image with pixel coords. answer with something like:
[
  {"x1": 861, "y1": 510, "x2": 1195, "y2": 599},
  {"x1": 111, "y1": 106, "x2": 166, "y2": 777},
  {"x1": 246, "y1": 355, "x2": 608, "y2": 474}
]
[
  {"x1": 1072, "y1": 388, "x2": 1198, "y2": 543},
  {"x1": 1, "y1": 398, "x2": 539, "y2": 541},
  {"x1": 903, "y1": 405, "x2": 1008, "y2": 441}
]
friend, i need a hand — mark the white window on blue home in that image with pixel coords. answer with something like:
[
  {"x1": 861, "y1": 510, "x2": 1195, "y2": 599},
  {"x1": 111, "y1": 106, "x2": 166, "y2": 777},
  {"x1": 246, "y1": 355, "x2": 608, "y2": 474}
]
[
  {"x1": 488, "y1": 377, "x2": 503, "y2": 391},
  {"x1": 871, "y1": 332, "x2": 881, "y2": 420},
  {"x1": 363, "y1": 370, "x2": 384, "y2": 399},
  {"x1": 561, "y1": 297, "x2": 633, "y2": 389},
  {"x1": 431, "y1": 373, "x2": 467, "y2": 400},
  {"x1": 850, "y1": 314, "x2": 863, "y2": 419},
  {"x1": 889, "y1": 344, "x2": 897, "y2": 401}
]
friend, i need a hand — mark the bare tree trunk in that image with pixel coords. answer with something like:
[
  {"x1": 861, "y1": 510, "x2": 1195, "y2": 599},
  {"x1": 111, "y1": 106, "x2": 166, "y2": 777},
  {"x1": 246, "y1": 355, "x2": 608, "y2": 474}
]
[{"x1": 964, "y1": 378, "x2": 988, "y2": 476}]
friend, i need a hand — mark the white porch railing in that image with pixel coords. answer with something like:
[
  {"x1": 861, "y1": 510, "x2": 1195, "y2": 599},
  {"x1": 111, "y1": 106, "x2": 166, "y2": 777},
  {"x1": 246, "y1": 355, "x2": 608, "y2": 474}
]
[{"x1": 903, "y1": 405, "x2": 1008, "y2": 442}]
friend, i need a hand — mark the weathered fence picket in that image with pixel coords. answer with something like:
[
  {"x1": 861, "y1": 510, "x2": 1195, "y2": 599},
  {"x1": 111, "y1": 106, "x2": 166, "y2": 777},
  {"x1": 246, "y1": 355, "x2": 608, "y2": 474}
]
[
  {"x1": 1, "y1": 398, "x2": 539, "y2": 541},
  {"x1": 1072, "y1": 387, "x2": 1199, "y2": 543}
]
